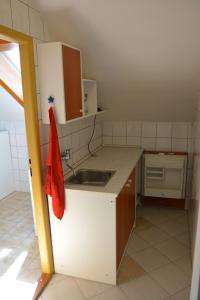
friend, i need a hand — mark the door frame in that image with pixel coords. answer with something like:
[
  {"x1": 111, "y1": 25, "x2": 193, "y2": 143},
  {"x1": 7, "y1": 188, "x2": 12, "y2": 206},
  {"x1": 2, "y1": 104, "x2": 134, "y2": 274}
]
[{"x1": 0, "y1": 25, "x2": 54, "y2": 274}]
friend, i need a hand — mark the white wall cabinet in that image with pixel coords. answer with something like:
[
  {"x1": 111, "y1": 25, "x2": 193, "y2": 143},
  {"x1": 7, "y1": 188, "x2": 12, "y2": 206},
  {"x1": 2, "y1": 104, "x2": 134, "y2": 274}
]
[
  {"x1": 38, "y1": 42, "x2": 83, "y2": 124},
  {"x1": 38, "y1": 42, "x2": 105, "y2": 124}
]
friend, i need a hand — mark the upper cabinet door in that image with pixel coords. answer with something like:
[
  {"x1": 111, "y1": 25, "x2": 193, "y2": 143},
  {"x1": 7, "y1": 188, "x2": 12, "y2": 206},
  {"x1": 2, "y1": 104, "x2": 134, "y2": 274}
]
[
  {"x1": 62, "y1": 45, "x2": 82, "y2": 121},
  {"x1": 38, "y1": 42, "x2": 83, "y2": 124}
]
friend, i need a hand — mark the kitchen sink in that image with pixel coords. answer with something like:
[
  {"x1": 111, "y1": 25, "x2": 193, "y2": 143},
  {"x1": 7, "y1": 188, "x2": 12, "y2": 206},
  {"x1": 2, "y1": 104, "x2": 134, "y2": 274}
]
[{"x1": 65, "y1": 169, "x2": 116, "y2": 187}]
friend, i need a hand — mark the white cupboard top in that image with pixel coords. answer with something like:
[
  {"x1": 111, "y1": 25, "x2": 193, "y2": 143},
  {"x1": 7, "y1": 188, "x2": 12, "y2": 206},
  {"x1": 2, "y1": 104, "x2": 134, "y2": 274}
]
[{"x1": 65, "y1": 146, "x2": 143, "y2": 195}]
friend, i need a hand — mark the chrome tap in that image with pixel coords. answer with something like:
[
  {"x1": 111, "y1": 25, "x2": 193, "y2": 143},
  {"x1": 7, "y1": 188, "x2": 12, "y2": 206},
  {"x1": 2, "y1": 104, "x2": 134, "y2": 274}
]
[{"x1": 61, "y1": 149, "x2": 76, "y2": 176}]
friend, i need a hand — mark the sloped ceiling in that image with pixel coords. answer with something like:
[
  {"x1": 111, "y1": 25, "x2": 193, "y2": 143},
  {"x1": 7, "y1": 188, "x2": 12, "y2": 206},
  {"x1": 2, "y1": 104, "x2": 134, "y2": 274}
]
[{"x1": 36, "y1": 0, "x2": 200, "y2": 120}]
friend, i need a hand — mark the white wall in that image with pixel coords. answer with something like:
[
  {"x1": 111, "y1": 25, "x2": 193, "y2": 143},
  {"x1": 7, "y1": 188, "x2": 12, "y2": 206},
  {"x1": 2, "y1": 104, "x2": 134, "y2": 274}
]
[
  {"x1": 0, "y1": 86, "x2": 24, "y2": 121},
  {"x1": 99, "y1": 93, "x2": 196, "y2": 122},
  {"x1": 0, "y1": 120, "x2": 30, "y2": 192}
]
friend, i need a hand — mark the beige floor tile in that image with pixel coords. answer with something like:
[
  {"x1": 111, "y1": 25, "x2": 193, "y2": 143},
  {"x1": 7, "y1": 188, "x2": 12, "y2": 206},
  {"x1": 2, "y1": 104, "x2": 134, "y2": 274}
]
[
  {"x1": 41, "y1": 276, "x2": 84, "y2": 300},
  {"x1": 158, "y1": 220, "x2": 188, "y2": 237},
  {"x1": 142, "y1": 207, "x2": 170, "y2": 225},
  {"x1": 131, "y1": 248, "x2": 170, "y2": 272},
  {"x1": 167, "y1": 287, "x2": 190, "y2": 300},
  {"x1": 174, "y1": 256, "x2": 192, "y2": 277},
  {"x1": 150, "y1": 264, "x2": 190, "y2": 295},
  {"x1": 75, "y1": 277, "x2": 111, "y2": 299},
  {"x1": 175, "y1": 232, "x2": 190, "y2": 247},
  {"x1": 89, "y1": 287, "x2": 128, "y2": 300},
  {"x1": 137, "y1": 226, "x2": 170, "y2": 245},
  {"x1": 120, "y1": 274, "x2": 169, "y2": 300},
  {"x1": 126, "y1": 234, "x2": 150, "y2": 255},
  {"x1": 155, "y1": 239, "x2": 189, "y2": 261},
  {"x1": 49, "y1": 273, "x2": 71, "y2": 286},
  {"x1": 118, "y1": 255, "x2": 146, "y2": 284},
  {"x1": 134, "y1": 217, "x2": 153, "y2": 233},
  {"x1": 0, "y1": 192, "x2": 41, "y2": 288}
]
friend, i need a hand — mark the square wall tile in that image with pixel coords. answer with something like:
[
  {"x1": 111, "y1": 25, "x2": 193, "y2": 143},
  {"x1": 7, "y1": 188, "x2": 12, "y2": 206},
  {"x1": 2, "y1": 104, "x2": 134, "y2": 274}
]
[
  {"x1": 0, "y1": 0, "x2": 12, "y2": 27},
  {"x1": 127, "y1": 121, "x2": 142, "y2": 137},
  {"x1": 141, "y1": 137, "x2": 156, "y2": 151},
  {"x1": 29, "y1": 7, "x2": 44, "y2": 39},
  {"x1": 157, "y1": 122, "x2": 172, "y2": 138},
  {"x1": 187, "y1": 123, "x2": 192, "y2": 138},
  {"x1": 103, "y1": 122, "x2": 113, "y2": 136},
  {"x1": 156, "y1": 138, "x2": 171, "y2": 151},
  {"x1": 172, "y1": 123, "x2": 188, "y2": 138},
  {"x1": 103, "y1": 136, "x2": 112, "y2": 145},
  {"x1": 142, "y1": 122, "x2": 157, "y2": 137},
  {"x1": 113, "y1": 121, "x2": 126, "y2": 137},
  {"x1": 16, "y1": 134, "x2": 27, "y2": 147},
  {"x1": 113, "y1": 136, "x2": 126, "y2": 145},
  {"x1": 127, "y1": 137, "x2": 141, "y2": 147},
  {"x1": 11, "y1": 0, "x2": 29, "y2": 35},
  {"x1": 172, "y1": 139, "x2": 188, "y2": 152},
  {"x1": 71, "y1": 132, "x2": 80, "y2": 151}
]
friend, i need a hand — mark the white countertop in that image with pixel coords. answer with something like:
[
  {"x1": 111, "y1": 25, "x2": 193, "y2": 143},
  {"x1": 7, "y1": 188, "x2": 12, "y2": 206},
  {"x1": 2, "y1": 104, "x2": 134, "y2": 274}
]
[{"x1": 65, "y1": 146, "x2": 143, "y2": 195}]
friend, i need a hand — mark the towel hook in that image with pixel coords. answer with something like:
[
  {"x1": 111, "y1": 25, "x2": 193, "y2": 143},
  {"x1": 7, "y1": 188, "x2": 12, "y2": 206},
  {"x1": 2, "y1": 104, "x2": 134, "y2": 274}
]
[{"x1": 48, "y1": 96, "x2": 55, "y2": 106}]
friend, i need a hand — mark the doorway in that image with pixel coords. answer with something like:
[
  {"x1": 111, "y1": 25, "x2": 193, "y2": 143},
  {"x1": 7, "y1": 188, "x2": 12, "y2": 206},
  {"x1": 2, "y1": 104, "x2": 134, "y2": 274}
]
[{"x1": 0, "y1": 25, "x2": 53, "y2": 299}]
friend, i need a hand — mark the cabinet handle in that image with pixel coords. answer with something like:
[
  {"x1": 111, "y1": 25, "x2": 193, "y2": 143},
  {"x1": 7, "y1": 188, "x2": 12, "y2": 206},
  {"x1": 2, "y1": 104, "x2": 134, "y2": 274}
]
[
  {"x1": 126, "y1": 183, "x2": 131, "y2": 188},
  {"x1": 128, "y1": 179, "x2": 132, "y2": 183}
]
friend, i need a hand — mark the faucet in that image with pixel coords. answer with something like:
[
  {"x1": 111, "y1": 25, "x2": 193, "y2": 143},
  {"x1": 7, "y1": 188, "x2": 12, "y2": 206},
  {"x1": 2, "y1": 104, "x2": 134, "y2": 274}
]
[{"x1": 61, "y1": 149, "x2": 76, "y2": 176}]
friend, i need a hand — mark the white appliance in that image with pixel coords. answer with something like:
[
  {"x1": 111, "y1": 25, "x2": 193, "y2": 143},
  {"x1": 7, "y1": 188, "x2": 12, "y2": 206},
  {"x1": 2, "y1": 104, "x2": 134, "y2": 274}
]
[
  {"x1": 143, "y1": 153, "x2": 187, "y2": 199},
  {"x1": 0, "y1": 131, "x2": 14, "y2": 199}
]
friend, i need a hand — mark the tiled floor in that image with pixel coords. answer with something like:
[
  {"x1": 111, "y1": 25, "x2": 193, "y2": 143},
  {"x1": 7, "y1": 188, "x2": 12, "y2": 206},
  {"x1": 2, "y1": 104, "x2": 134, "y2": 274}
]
[
  {"x1": 0, "y1": 192, "x2": 41, "y2": 299},
  {"x1": 40, "y1": 205, "x2": 192, "y2": 300}
]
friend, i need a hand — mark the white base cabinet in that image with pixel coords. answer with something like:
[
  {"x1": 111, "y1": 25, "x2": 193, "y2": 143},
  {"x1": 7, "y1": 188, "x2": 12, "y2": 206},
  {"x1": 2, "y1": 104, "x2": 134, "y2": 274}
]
[{"x1": 48, "y1": 190, "x2": 117, "y2": 285}]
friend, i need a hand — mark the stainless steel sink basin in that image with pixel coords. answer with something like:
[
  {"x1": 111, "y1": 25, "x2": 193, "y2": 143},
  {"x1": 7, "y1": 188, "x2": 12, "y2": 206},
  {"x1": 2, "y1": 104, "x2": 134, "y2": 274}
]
[{"x1": 65, "y1": 169, "x2": 116, "y2": 187}]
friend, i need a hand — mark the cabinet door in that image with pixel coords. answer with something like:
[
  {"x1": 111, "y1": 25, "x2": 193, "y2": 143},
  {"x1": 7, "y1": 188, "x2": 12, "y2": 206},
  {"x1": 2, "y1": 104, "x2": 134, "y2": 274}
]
[
  {"x1": 129, "y1": 170, "x2": 136, "y2": 231},
  {"x1": 62, "y1": 45, "x2": 82, "y2": 120},
  {"x1": 116, "y1": 184, "x2": 129, "y2": 268}
]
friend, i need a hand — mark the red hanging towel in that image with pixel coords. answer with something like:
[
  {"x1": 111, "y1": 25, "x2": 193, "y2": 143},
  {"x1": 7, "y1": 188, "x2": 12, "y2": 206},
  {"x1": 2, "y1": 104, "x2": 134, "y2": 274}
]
[{"x1": 45, "y1": 107, "x2": 65, "y2": 220}]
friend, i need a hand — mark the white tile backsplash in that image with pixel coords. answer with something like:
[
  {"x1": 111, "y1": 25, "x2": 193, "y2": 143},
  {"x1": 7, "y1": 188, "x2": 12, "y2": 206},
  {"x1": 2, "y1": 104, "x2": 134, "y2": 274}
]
[
  {"x1": 172, "y1": 139, "x2": 188, "y2": 152},
  {"x1": 156, "y1": 138, "x2": 171, "y2": 152},
  {"x1": 172, "y1": 122, "x2": 188, "y2": 139},
  {"x1": 103, "y1": 136, "x2": 112, "y2": 145},
  {"x1": 103, "y1": 121, "x2": 192, "y2": 152},
  {"x1": 113, "y1": 121, "x2": 126, "y2": 137},
  {"x1": 142, "y1": 122, "x2": 157, "y2": 137},
  {"x1": 103, "y1": 121, "x2": 113, "y2": 136},
  {"x1": 127, "y1": 137, "x2": 141, "y2": 147},
  {"x1": 157, "y1": 122, "x2": 172, "y2": 138},
  {"x1": 113, "y1": 136, "x2": 126, "y2": 145},
  {"x1": 127, "y1": 121, "x2": 142, "y2": 137},
  {"x1": 141, "y1": 137, "x2": 156, "y2": 151}
]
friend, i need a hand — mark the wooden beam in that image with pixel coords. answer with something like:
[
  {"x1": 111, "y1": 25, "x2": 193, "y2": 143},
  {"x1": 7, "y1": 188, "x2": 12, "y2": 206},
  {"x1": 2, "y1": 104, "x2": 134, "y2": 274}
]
[
  {"x1": 0, "y1": 78, "x2": 24, "y2": 107},
  {"x1": 0, "y1": 39, "x2": 15, "y2": 51}
]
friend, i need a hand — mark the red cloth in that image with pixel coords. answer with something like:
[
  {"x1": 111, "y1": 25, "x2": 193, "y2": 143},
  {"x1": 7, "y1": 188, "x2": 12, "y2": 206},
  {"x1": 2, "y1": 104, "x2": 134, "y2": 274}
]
[{"x1": 45, "y1": 107, "x2": 65, "y2": 220}]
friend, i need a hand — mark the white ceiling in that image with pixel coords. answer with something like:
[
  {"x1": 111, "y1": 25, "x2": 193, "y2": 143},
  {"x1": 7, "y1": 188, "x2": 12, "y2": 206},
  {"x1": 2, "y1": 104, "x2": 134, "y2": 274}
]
[{"x1": 36, "y1": 0, "x2": 200, "y2": 120}]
